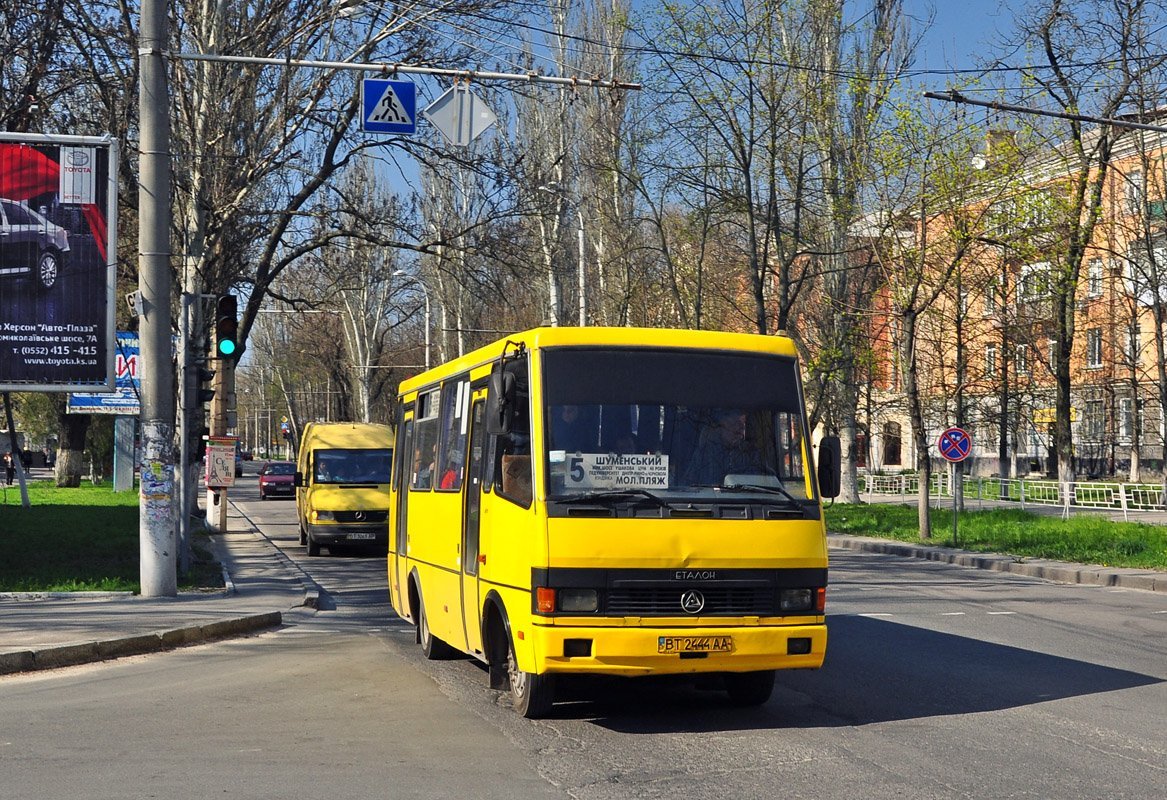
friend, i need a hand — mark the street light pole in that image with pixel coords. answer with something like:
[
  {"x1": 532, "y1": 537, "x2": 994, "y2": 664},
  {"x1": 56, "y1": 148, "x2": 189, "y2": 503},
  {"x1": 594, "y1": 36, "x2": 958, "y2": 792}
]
[
  {"x1": 138, "y1": 0, "x2": 176, "y2": 597},
  {"x1": 393, "y1": 270, "x2": 432, "y2": 369}
]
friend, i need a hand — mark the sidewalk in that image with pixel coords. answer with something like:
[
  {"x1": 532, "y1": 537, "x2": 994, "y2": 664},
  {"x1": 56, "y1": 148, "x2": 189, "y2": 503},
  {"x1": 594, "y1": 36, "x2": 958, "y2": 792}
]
[
  {"x1": 2, "y1": 499, "x2": 1162, "y2": 677},
  {"x1": 0, "y1": 500, "x2": 318, "y2": 676}
]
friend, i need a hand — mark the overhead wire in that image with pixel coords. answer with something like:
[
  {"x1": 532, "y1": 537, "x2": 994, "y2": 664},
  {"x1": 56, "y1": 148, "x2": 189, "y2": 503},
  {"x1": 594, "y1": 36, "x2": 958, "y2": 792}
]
[{"x1": 405, "y1": 0, "x2": 1167, "y2": 83}]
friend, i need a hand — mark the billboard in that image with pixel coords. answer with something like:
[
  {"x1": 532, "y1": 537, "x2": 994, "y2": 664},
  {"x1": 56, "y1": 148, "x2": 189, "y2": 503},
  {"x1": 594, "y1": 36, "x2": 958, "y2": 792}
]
[
  {"x1": 67, "y1": 332, "x2": 140, "y2": 414},
  {"x1": 0, "y1": 133, "x2": 117, "y2": 392}
]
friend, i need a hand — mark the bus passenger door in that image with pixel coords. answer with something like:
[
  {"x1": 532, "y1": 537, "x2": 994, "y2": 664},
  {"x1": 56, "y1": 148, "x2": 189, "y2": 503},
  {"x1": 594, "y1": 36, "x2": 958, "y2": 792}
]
[
  {"x1": 391, "y1": 417, "x2": 414, "y2": 616},
  {"x1": 460, "y1": 398, "x2": 487, "y2": 657}
]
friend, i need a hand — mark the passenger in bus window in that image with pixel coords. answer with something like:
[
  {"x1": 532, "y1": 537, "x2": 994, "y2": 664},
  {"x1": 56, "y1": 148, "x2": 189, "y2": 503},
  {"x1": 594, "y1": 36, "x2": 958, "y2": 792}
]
[
  {"x1": 551, "y1": 404, "x2": 590, "y2": 452},
  {"x1": 440, "y1": 450, "x2": 463, "y2": 490},
  {"x1": 683, "y1": 409, "x2": 764, "y2": 485}
]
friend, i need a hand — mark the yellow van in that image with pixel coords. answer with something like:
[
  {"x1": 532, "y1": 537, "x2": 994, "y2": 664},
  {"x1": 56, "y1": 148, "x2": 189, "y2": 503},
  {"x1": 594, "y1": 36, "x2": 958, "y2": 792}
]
[{"x1": 295, "y1": 422, "x2": 394, "y2": 556}]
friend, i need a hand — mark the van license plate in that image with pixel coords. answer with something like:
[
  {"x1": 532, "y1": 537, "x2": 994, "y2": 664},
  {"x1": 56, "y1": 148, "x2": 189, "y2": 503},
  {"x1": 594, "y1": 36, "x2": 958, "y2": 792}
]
[
  {"x1": 658, "y1": 636, "x2": 733, "y2": 654},
  {"x1": 347, "y1": 532, "x2": 376, "y2": 540}
]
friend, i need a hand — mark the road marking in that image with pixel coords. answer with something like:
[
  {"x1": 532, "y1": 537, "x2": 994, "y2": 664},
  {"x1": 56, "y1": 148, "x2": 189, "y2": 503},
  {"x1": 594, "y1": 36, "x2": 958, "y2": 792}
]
[
  {"x1": 987, "y1": 611, "x2": 1016, "y2": 615},
  {"x1": 858, "y1": 612, "x2": 894, "y2": 617},
  {"x1": 940, "y1": 612, "x2": 966, "y2": 616}
]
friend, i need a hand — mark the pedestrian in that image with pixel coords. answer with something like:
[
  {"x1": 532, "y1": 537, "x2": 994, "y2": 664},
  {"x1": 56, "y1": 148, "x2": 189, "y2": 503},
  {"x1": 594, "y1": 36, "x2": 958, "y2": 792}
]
[{"x1": 4, "y1": 451, "x2": 14, "y2": 485}]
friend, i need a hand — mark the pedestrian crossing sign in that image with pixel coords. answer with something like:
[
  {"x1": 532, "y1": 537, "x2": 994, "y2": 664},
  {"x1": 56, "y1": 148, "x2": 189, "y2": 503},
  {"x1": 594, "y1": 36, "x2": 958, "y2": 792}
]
[{"x1": 361, "y1": 78, "x2": 417, "y2": 135}]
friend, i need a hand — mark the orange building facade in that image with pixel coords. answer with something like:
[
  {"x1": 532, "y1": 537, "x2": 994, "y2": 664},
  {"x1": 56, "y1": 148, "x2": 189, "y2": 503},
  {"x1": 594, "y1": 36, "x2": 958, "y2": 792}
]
[{"x1": 857, "y1": 127, "x2": 1167, "y2": 481}]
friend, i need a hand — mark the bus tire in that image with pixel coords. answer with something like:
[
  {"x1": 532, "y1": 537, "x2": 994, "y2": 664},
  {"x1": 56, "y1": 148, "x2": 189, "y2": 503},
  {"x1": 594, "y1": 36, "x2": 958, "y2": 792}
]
[
  {"x1": 418, "y1": 596, "x2": 455, "y2": 660},
  {"x1": 306, "y1": 536, "x2": 320, "y2": 557},
  {"x1": 506, "y1": 632, "x2": 555, "y2": 718},
  {"x1": 724, "y1": 670, "x2": 775, "y2": 707}
]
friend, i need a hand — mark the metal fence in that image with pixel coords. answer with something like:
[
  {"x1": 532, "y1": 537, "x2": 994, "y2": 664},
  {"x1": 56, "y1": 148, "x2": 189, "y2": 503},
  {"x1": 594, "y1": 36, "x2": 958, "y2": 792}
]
[{"x1": 858, "y1": 473, "x2": 1167, "y2": 520}]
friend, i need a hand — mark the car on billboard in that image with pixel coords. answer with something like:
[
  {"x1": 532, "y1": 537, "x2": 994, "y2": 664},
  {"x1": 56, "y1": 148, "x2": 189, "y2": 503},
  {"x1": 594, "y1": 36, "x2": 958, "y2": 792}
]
[{"x1": 0, "y1": 197, "x2": 70, "y2": 290}]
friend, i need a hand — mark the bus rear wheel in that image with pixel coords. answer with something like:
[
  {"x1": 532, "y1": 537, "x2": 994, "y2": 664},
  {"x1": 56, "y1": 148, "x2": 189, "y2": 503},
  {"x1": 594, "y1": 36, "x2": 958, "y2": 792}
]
[
  {"x1": 505, "y1": 633, "x2": 555, "y2": 718},
  {"x1": 724, "y1": 670, "x2": 775, "y2": 707}
]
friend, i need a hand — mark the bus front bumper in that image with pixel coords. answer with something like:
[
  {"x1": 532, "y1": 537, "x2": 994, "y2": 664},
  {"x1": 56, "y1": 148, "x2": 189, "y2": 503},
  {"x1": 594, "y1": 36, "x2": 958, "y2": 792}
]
[
  {"x1": 305, "y1": 523, "x2": 387, "y2": 547},
  {"x1": 530, "y1": 621, "x2": 826, "y2": 677}
]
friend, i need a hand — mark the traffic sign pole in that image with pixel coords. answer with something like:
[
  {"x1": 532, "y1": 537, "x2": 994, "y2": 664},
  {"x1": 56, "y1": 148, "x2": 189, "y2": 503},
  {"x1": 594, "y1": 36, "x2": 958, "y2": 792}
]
[{"x1": 937, "y1": 427, "x2": 973, "y2": 548}]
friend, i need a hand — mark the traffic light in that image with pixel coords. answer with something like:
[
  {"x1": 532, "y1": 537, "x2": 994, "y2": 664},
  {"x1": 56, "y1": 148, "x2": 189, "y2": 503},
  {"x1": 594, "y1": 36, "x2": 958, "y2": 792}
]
[
  {"x1": 197, "y1": 366, "x2": 216, "y2": 404},
  {"x1": 214, "y1": 294, "x2": 238, "y2": 357}
]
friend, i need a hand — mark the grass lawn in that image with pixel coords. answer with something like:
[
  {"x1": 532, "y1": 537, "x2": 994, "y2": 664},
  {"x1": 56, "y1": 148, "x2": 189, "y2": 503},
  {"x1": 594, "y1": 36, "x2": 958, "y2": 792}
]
[
  {"x1": 0, "y1": 480, "x2": 223, "y2": 593},
  {"x1": 825, "y1": 502, "x2": 1167, "y2": 571}
]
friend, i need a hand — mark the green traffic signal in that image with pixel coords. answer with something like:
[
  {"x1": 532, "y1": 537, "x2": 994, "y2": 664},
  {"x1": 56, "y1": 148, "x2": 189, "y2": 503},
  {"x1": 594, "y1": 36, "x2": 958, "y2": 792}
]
[{"x1": 215, "y1": 294, "x2": 238, "y2": 358}]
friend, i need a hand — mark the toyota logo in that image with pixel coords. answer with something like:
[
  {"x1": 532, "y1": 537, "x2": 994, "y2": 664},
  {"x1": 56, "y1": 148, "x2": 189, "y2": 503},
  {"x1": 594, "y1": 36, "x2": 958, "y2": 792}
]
[
  {"x1": 67, "y1": 150, "x2": 90, "y2": 166},
  {"x1": 680, "y1": 590, "x2": 705, "y2": 614}
]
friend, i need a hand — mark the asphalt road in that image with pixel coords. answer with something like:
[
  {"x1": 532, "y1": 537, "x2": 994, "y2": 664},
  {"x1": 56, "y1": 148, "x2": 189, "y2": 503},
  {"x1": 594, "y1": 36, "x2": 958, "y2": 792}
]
[{"x1": 1, "y1": 472, "x2": 1164, "y2": 799}]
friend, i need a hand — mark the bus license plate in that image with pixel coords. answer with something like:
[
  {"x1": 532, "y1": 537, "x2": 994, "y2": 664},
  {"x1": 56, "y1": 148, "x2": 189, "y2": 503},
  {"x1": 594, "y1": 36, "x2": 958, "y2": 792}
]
[
  {"x1": 347, "y1": 532, "x2": 375, "y2": 540},
  {"x1": 658, "y1": 636, "x2": 733, "y2": 654}
]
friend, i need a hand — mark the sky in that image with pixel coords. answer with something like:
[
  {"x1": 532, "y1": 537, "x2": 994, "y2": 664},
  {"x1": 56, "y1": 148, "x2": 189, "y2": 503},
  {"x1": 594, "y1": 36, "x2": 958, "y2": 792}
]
[{"x1": 906, "y1": 0, "x2": 1011, "y2": 74}]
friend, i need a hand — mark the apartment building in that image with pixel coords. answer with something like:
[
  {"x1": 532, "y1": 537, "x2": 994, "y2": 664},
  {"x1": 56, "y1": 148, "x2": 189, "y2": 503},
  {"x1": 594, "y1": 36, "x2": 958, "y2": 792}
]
[{"x1": 860, "y1": 124, "x2": 1167, "y2": 481}]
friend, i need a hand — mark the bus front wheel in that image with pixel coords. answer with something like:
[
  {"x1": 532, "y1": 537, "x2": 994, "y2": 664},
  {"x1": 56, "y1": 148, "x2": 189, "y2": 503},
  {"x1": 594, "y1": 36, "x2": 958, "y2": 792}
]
[
  {"x1": 505, "y1": 634, "x2": 555, "y2": 718},
  {"x1": 418, "y1": 596, "x2": 455, "y2": 660},
  {"x1": 724, "y1": 670, "x2": 776, "y2": 707}
]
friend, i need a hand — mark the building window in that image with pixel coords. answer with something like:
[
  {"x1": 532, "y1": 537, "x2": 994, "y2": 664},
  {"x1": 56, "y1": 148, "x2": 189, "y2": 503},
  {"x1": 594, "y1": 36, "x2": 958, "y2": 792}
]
[
  {"x1": 983, "y1": 279, "x2": 998, "y2": 314},
  {"x1": 1084, "y1": 399, "x2": 1104, "y2": 441},
  {"x1": 1086, "y1": 328, "x2": 1103, "y2": 368},
  {"x1": 985, "y1": 344, "x2": 998, "y2": 378},
  {"x1": 1126, "y1": 169, "x2": 1145, "y2": 215},
  {"x1": 1123, "y1": 324, "x2": 1141, "y2": 367},
  {"x1": 882, "y1": 421, "x2": 902, "y2": 467},
  {"x1": 1016, "y1": 344, "x2": 1029, "y2": 376},
  {"x1": 1019, "y1": 262, "x2": 1050, "y2": 302},
  {"x1": 1087, "y1": 259, "x2": 1103, "y2": 297},
  {"x1": 1119, "y1": 397, "x2": 1134, "y2": 441}
]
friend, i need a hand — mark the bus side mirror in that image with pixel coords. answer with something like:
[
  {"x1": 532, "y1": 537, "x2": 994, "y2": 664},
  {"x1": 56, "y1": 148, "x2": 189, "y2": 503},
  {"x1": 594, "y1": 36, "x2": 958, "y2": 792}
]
[
  {"x1": 485, "y1": 366, "x2": 515, "y2": 435},
  {"x1": 817, "y1": 436, "x2": 841, "y2": 499},
  {"x1": 294, "y1": 472, "x2": 303, "y2": 487}
]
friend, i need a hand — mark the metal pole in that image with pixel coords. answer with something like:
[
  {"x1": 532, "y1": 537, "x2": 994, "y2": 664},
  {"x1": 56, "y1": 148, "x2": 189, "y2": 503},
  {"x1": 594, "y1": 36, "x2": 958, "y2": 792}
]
[
  {"x1": 393, "y1": 271, "x2": 432, "y2": 369},
  {"x1": 2, "y1": 392, "x2": 30, "y2": 508},
  {"x1": 577, "y1": 210, "x2": 586, "y2": 326},
  {"x1": 171, "y1": 51, "x2": 642, "y2": 91},
  {"x1": 138, "y1": 0, "x2": 177, "y2": 596},
  {"x1": 952, "y1": 461, "x2": 959, "y2": 548},
  {"x1": 177, "y1": 292, "x2": 191, "y2": 574},
  {"x1": 423, "y1": 292, "x2": 431, "y2": 369}
]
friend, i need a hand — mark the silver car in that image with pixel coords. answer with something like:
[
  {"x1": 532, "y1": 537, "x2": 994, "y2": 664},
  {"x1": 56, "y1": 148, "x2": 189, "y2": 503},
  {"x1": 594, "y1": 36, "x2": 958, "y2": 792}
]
[{"x1": 0, "y1": 198, "x2": 71, "y2": 290}]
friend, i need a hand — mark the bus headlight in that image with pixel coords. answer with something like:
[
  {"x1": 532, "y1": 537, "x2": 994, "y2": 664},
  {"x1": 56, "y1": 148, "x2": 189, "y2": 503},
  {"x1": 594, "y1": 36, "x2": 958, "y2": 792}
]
[
  {"x1": 312, "y1": 510, "x2": 336, "y2": 522},
  {"x1": 779, "y1": 588, "x2": 813, "y2": 612},
  {"x1": 558, "y1": 589, "x2": 599, "y2": 613}
]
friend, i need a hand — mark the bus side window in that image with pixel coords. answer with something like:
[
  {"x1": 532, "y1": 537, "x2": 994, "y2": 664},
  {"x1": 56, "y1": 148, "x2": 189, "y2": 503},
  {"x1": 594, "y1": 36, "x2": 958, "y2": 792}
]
[
  {"x1": 490, "y1": 355, "x2": 532, "y2": 506},
  {"x1": 411, "y1": 390, "x2": 440, "y2": 491}
]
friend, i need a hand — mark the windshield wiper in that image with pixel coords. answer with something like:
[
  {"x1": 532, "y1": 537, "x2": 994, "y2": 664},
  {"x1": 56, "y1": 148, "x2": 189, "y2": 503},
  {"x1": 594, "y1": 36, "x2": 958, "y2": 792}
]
[
  {"x1": 719, "y1": 481, "x2": 805, "y2": 506},
  {"x1": 557, "y1": 489, "x2": 674, "y2": 509}
]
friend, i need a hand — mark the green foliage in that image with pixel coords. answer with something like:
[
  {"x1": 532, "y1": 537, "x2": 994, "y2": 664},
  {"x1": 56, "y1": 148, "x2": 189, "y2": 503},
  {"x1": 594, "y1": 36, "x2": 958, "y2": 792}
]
[
  {"x1": 10, "y1": 392, "x2": 58, "y2": 444},
  {"x1": 824, "y1": 503, "x2": 1167, "y2": 570},
  {"x1": 0, "y1": 481, "x2": 223, "y2": 592}
]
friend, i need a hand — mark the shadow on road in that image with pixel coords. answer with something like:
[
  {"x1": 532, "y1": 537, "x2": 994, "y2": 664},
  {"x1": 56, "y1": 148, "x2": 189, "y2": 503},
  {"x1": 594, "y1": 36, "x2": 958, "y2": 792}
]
[{"x1": 574, "y1": 614, "x2": 1161, "y2": 732}]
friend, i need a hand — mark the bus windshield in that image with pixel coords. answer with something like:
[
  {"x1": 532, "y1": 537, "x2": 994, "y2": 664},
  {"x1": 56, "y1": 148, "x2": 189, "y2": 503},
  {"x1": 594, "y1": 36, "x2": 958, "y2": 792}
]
[
  {"x1": 313, "y1": 448, "x2": 392, "y2": 484},
  {"x1": 541, "y1": 348, "x2": 812, "y2": 502}
]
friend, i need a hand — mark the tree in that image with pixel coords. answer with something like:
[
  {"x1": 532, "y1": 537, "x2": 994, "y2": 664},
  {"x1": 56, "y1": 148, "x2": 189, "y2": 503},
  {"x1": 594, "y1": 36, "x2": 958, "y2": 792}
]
[
  {"x1": 797, "y1": 0, "x2": 914, "y2": 502},
  {"x1": 1005, "y1": 0, "x2": 1167, "y2": 481}
]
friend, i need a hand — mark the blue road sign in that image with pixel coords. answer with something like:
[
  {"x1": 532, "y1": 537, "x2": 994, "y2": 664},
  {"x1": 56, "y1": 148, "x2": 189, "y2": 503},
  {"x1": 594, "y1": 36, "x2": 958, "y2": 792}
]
[
  {"x1": 937, "y1": 426, "x2": 972, "y2": 463},
  {"x1": 361, "y1": 79, "x2": 417, "y2": 134}
]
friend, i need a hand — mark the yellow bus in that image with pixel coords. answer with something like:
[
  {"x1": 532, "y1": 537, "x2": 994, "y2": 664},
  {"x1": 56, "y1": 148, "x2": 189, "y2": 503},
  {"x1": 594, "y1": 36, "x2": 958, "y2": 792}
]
[{"x1": 388, "y1": 327, "x2": 840, "y2": 717}]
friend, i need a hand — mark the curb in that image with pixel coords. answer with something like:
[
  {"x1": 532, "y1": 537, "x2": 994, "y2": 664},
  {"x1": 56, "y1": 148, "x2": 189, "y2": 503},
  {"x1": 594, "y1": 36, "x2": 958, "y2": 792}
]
[
  {"x1": 829, "y1": 534, "x2": 1166, "y2": 593},
  {"x1": 226, "y1": 499, "x2": 321, "y2": 609},
  {"x1": 0, "y1": 611, "x2": 282, "y2": 676}
]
